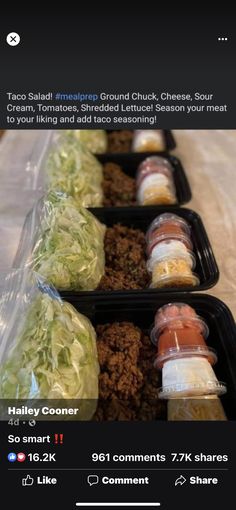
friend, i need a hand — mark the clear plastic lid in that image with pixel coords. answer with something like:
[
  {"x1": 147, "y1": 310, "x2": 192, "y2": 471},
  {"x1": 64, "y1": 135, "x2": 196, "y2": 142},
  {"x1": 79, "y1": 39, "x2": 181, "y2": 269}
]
[
  {"x1": 137, "y1": 165, "x2": 173, "y2": 186},
  {"x1": 139, "y1": 156, "x2": 173, "y2": 171},
  {"x1": 146, "y1": 240, "x2": 196, "y2": 270},
  {"x1": 154, "y1": 303, "x2": 208, "y2": 336},
  {"x1": 159, "y1": 381, "x2": 227, "y2": 399},
  {"x1": 138, "y1": 159, "x2": 173, "y2": 173},
  {"x1": 137, "y1": 157, "x2": 173, "y2": 186},
  {"x1": 151, "y1": 319, "x2": 209, "y2": 345},
  {"x1": 146, "y1": 213, "x2": 191, "y2": 242},
  {"x1": 147, "y1": 232, "x2": 193, "y2": 255},
  {"x1": 153, "y1": 345, "x2": 217, "y2": 368}
]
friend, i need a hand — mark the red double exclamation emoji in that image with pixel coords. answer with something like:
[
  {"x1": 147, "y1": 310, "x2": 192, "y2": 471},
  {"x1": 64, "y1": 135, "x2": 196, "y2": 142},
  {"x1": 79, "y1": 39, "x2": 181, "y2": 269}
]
[{"x1": 54, "y1": 433, "x2": 64, "y2": 444}]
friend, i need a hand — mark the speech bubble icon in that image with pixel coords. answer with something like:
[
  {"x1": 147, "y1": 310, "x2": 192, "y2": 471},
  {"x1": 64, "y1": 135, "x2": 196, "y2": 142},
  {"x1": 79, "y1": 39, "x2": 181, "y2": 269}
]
[{"x1": 87, "y1": 475, "x2": 99, "y2": 486}]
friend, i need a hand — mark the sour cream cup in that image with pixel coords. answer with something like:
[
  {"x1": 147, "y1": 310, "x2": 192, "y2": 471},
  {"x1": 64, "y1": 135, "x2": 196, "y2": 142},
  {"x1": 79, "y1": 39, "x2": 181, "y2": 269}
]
[
  {"x1": 158, "y1": 357, "x2": 226, "y2": 398},
  {"x1": 137, "y1": 173, "x2": 176, "y2": 206},
  {"x1": 147, "y1": 240, "x2": 196, "y2": 271},
  {"x1": 137, "y1": 156, "x2": 173, "y2": 186}
]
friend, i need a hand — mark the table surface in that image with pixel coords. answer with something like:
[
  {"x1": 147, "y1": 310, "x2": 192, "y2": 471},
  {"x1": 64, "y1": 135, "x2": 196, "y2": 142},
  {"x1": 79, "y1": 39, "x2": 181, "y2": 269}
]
[{"x1": 0, "y1": 129, "x2": 235, "y2": 318}]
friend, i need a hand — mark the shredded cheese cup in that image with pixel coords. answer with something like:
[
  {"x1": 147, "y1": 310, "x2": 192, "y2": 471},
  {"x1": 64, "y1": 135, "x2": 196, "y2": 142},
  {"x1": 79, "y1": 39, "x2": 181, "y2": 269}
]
[
  {"x1": 168, "y1": 396, "x2": 227, "y2": 421},
  {"x1": 151, "y1": 259, "x2": 199, "y2": 288}
]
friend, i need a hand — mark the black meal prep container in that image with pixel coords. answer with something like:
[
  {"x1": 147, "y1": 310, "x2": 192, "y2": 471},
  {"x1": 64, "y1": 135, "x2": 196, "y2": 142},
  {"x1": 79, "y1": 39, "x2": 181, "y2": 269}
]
[
  {"x1": 65, "y1": 293, "x2": 236, "y2": 420},
  {"x1": 60, "y1": 206, "x2": 219, "y2": 299},
  {"x1": 104, "y1": 129, "x2": 176, "y2": 155},
  {"x1": 98, "y1": 152, "x2": 191, "y2": 206}
]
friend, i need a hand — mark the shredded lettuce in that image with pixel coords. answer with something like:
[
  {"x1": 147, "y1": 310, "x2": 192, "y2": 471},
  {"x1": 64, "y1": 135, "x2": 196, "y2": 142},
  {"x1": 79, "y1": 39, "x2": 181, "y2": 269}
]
[
  {"x1": 65, "y1": 130, "x2": 108, "y2": 154},
  {"x1": 0, "y1": 293, "x2": 99, "y2": 419},
  {"x1": 46, "y1": 137, "x2": 104, "y2": 207},
  {"x1": 31, "y1": 192, "x2": 105, "y2": 291}
]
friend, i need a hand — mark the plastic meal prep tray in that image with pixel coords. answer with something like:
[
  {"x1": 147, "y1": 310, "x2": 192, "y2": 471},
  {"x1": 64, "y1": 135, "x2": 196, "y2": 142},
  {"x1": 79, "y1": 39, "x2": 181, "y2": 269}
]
[
  {"x1": 64, "y1": 293, "x2": 236, "y2": 420},
  {"x1": 98, "y1": 152, "x2": 191, "y2": 206},
  {"x1": 26, "y1": 131, "x2": 186, "y2": 205},
  {"x1": 60, "y1": 206, "x2": 219, "y2": 298}
]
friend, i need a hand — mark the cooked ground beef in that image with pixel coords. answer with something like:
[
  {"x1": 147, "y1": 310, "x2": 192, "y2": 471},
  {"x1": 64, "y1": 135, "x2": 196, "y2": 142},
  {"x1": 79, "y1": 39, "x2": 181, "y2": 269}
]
[
  {"x1": 102, "y1": 162, "x2": 136, "y2": 206},
  {"x1": 98, "y1": 224, "x2": 150, "y2": 290},
  {"x1": 94, "y1": 321, "x2": 166, "y2": 421},
  {"x1": 107, "y1": 130, "x2": 133, "y2": 153}
]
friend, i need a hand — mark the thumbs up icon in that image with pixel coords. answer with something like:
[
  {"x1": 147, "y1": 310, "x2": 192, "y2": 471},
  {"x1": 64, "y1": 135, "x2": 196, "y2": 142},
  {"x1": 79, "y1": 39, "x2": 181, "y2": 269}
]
[{"x1": 22, "y1": 475, "x2": 34, "y2": 486}]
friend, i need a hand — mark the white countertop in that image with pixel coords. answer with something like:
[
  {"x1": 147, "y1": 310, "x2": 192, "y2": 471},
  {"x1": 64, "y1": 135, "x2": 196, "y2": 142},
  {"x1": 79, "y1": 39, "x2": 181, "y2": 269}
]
[{"x1": 173, "y1": 130, "x2": 236, "y2": 318}]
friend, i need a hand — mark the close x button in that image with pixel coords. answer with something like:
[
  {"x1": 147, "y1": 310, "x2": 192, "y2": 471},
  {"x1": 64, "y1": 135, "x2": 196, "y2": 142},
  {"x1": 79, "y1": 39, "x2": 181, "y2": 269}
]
[{"x1": 6, "y1": 32, "x2": 21, "y2": 46}]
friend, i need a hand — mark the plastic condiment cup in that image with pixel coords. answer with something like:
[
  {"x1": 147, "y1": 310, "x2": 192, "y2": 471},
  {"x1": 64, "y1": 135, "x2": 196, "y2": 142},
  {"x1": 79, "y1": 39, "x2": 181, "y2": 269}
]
[
  {"x1": 132, "y1": 130, "x2": 165, "y2": 152},
  {"x1": 147, "y1": 213, "x2": 191, "y2": 235},
  {"x1": 147, "y1": 240, "x2": 196, "y2": 270},
  {"x1": 146, "y1": 214, "x2": 192, "y2": 252},
  {"x1": 167, "y1": 395, "x2": 227, "y2": 421},
  {"x1": 137, "y1": 174, "x2": 176, "y2": 206},
  {"x1": 150, "y1": 270, "x2": 200, "y2": 289},
  {"x1": 151, "y1": 305, "x2": 208, "y2": 349},
  {"x1": 137, "y1": 156, "x2": 173, "y2": 186},
  {"x1": 147, "y1": 232, "x2": 193, "y2": 255},
  {"x1": 158, "y1": 357, "x2": 226, "y2": 398},
  {"x1": 154, "y1": 303, "x2": 208, "y2": 335},
  {"x1": 148, "y1": 256, "x2": 199, "y2": 289},
  {"x1": 153, "y1": 344, "x2": 217, "y2": 369}
]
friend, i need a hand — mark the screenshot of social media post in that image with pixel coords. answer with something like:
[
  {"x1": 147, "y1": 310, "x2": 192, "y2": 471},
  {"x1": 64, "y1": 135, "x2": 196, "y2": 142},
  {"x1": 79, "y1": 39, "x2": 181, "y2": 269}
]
[{"x1": 0, "y1": 9, "x2": 235, "y2": 510}]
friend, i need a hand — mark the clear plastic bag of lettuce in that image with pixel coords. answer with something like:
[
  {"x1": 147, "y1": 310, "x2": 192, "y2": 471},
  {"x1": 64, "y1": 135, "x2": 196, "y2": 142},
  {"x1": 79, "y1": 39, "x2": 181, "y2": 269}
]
[
  {"x1": 0, "y1": 269, "x2": 99, "y2": 420},
  {"x1": 13, "y1": 191, "x2": 105, "y2": 291},
  {"x1": 64, "y1": 129, "x2": 108, "y2": 154},
  {"x1": 45, "y1": 132, "x2": 104, "y2": 206}
]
